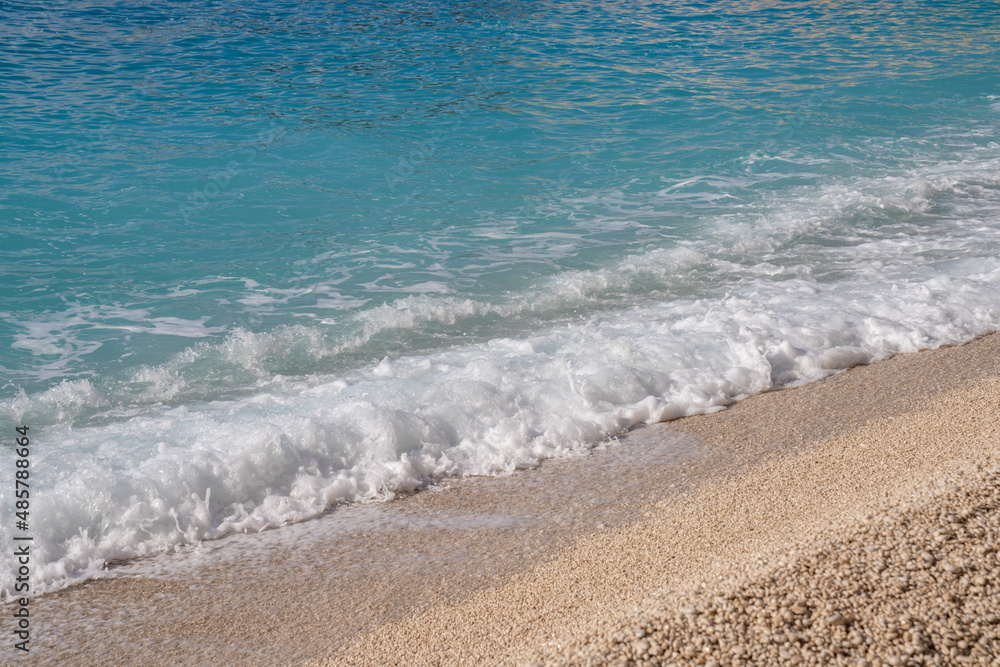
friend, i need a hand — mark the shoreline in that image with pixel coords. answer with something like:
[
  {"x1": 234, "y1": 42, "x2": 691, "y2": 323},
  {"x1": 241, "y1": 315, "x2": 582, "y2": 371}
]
[
  {"x1": 10, "y1": 333, "x2": 1000, "y2": 665},
  {"x1": 330, "y1": 333, "x2": 1000, "y2": 667}
]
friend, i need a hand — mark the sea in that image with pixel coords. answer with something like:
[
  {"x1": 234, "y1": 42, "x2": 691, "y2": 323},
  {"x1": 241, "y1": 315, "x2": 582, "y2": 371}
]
[{"x1": 2, "y1": 0, "x2": 1000, "y2": 595}]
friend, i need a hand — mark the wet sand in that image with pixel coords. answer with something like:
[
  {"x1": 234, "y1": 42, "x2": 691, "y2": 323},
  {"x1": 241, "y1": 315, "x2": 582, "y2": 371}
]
[{"x1": 10, "y1": 333, "x2": 1000, "y2": 666}]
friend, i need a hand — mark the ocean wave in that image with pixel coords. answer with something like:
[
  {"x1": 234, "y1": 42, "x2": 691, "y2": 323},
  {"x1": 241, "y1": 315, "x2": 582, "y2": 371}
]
[{"x1": 4, "y1": 142, "x2": 1000, "y2": 596}]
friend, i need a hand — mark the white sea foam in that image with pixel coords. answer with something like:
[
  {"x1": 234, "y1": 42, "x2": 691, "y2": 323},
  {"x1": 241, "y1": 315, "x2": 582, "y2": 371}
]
[{"x1": 3, "y1": 149, "x2": 1000, "y2": 596}]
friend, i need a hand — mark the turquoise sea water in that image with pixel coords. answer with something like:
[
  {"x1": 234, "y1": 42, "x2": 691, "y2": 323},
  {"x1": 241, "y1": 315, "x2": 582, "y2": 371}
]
[{"x1": 3, "y1": 0, "x2": 1000, "y2": 593}]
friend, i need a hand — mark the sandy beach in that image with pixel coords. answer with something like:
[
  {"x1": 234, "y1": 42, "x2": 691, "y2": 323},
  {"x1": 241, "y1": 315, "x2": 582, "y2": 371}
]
[
  {"x1": 10, "y1": 332, "x2": 1000, "y2": 666},
  {"x1": 6, "y1": 4, "x2": 1000, "y2": 667}
]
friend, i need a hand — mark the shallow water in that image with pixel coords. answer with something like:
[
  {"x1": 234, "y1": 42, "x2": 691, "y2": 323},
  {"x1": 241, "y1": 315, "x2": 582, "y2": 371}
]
[{"x1": 2, "y1": 0, "x2": 1000, "y2": 593}]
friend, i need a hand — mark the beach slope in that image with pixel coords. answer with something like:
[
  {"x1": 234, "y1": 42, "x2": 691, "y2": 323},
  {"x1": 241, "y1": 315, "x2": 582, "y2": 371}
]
[{"x1": 14, "y1": 334, "x2": 1000, "y2": 666}]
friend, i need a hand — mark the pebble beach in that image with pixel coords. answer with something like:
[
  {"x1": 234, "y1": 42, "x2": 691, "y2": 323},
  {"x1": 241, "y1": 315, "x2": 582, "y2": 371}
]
[
  {"x1": 557, "y1": 462, "x2": 1000, "y2": 666},
  {"x1": 12, "y1": 332, "x2": 1000, "y2": 666},
  {"x1": 5, "y1": 2, "x2": 1000, "y2": 665}
]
